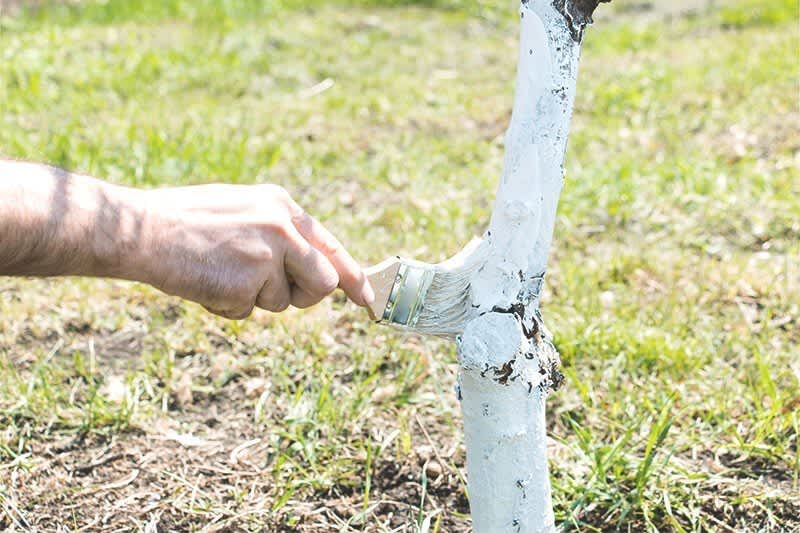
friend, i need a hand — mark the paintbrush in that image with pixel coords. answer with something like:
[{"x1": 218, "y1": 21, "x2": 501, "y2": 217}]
[{"x1": 364, "y1": 238, "x2": 486, "y2": 338}]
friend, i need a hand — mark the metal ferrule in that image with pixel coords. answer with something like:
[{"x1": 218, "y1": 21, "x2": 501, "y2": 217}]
[{"x1": 382, "y1": 262, "x2": 435, "y2": 328}]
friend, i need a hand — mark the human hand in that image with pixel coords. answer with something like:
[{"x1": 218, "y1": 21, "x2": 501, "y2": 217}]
[{"x1": 132, "y1": 183, "x2": 374, "y2": 319}]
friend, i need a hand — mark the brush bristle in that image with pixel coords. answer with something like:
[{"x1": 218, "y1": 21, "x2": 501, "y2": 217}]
[{"x1": 410, "y1": 238, "x2": 487, "y2": 338}]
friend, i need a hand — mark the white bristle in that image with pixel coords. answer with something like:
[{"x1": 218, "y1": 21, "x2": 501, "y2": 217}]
[{"x1": 411, "y1": 238, "x2": 488, "y2": 338}]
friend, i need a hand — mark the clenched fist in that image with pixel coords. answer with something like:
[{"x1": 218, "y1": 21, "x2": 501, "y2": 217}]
[{"x1": 138, "y1": 183, "x2": 374, "y2": 319}]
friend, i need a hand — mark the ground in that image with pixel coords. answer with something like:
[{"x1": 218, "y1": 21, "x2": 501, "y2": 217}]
[{"x1": 1, "y1": 0, "x2": 798, "y2": 531}]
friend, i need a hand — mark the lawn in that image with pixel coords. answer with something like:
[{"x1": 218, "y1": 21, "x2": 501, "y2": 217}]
[{"x1": 1, "y1": 0, "x2": 798, "y2": 530}]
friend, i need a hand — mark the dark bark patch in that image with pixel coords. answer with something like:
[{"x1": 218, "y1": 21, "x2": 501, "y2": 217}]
[
  {"x1": 493, "y1": 360, "x2": 515, "y2": 385},
  {"x1": 479, "y1": 359, "x2": 517, "y2": 386},
  {"x1": 491, "y1": 302, "x2": 526, "y2": 318},
  {"x1": 539, "y1": 357, "x2": 565, "y2": 392},
  {"x1": 483, "y1": 275, "x2": 560, "y2": 392},
  {"x1": 552, "y1": 0, "x2": 611, "y2": 42}
]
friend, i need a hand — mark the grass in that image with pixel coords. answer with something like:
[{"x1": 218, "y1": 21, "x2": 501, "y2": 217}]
[{"x1": 1, "y1": 0, "x2": 799, "y2": 530}]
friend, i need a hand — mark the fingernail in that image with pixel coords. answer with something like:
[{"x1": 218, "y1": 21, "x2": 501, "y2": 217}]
[{"x1": 361, "y1": 280, "x2": 375, "y2": 306}]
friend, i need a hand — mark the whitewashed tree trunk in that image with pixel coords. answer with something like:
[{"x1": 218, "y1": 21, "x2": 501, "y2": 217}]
[{"x1": 456, "y1": 1, "x2": 603, "y2": 531}]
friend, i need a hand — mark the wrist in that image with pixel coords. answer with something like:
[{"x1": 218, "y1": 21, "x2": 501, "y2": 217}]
[{"x1": 88, "y1": 181, "x2": 152, "y2": 282}]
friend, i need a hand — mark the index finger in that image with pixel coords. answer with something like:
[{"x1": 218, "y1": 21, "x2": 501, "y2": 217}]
[{"x1": 289, "y1": 208, "x2": 374, "y2": 307}]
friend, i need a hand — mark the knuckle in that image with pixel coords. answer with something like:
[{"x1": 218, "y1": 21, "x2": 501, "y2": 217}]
[
  {"x1": 253, "y1": 246, "x2": 275, "y2": 264},
  {"x1": 262, "y1": 294, "x2": 290, "y2": 313},
  {"x1": 318, "y1": 272, "x2": 339, "y2": 295},
  {"x1": 289, "y1": 206, "x2": 309, "y2": 226},
  {"x1": 204, "y1": 305, "x2": 225, "y2": 317},
  {"x1": 207, "y1": 304, "x2": 252, "y2": 320},
  {"x1": 293, "y1": 295, "x2": 321, "y2": 309},
  {"x1": 318, "y1": 237, "x2": 341, "y2": 258},
  {"x1": 272, "y1": 296, "x2": 290, "y2": 312},
  {"x1": 265, "y1": 184, "x2": 292, "y2": 204},
  {"x1": 228, "y1": 307, "x2": 253, "y2": 320},
  {"x1": 266, "y1": 217, "x2": 293, "y2": 240},
  {"x1": 257, "y1": 280, "x2": 291, "y2": 313}
]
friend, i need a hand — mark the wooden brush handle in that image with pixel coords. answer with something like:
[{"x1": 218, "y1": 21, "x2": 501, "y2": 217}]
[{"x1": 364, "y1": 257, "x2": 402, "y2": 321}]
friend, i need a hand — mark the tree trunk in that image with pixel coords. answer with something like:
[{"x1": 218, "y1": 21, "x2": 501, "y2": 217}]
[{"x1": 457, "y1": 1, "x2": 604, "y2": 531}]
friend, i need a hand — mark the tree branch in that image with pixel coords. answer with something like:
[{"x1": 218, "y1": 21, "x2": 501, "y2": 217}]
[{"x1": 551, "y1": 0, "x2": 611, "y2": 41}]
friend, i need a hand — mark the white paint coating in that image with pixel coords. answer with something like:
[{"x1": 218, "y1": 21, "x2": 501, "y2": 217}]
[
  {"x1": 455, "y1": 1, "x2": 583, "y2": 531},
  {"x1": 470, "y1": 1, "x2": 579, "y2": 313},
  {"x1": 460, "y1": 370, "x2": 553, "y2": 531},
  {"x1": 458, "y1": 313, "x2": 523, "y2": 372}
]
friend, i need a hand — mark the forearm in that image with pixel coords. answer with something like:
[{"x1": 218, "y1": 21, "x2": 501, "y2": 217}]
[{"x1": 0, "y1": 160, "x2": 146, "y2": 279}]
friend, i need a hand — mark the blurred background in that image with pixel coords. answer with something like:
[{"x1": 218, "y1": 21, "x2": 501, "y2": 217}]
[{"x1": 1, "y1": 0, "x2": 798, "y2": 530}]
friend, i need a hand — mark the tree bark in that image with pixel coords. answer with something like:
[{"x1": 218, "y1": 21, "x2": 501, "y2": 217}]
[{"x1": 456, "y1": 1, "x2": 598, "y2": 530}]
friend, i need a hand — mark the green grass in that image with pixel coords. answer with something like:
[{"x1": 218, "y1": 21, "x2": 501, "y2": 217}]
[{"x1": 1, "y1": 0, "x2": 799, "y2": 530}]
